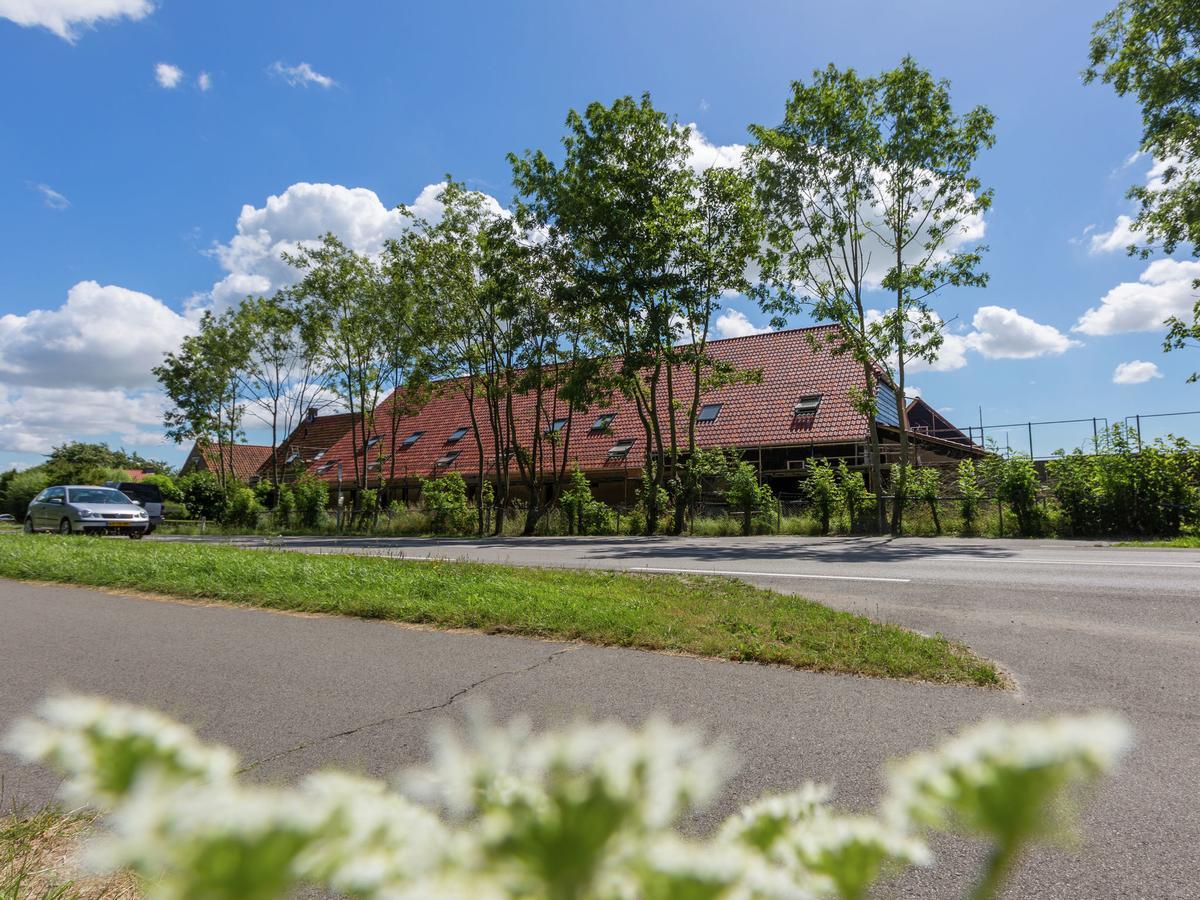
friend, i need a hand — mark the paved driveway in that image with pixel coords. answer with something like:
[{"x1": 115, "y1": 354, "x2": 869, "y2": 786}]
[{"x1": 2, "y1": 535, "x2": 1198, "y2": 897}]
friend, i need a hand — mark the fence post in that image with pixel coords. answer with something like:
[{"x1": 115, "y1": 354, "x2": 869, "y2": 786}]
[
  {"x1": 1092, "y1": 417, "x2": 1099, "y2": 452},
  {"x1": 1028, "y1": 422, "x2": 1034, "y2": 459},
  {"x1": 1135, "y1": 414, "x2": 1143, "y2": 450},
  {"x1": 997, "y1": 497, "x2": 1004, "y2": 537}
]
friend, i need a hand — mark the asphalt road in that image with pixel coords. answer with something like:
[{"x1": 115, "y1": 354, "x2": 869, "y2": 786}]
[{"x1": 2, "y1": 534, "x2": 1199, "y2": 897}]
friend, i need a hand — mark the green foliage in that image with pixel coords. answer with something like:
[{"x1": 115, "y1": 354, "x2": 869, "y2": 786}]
[
  {"x1": 44, "y1": 441, "x2": 172, "y2": 481},
  {"x1": 1048, "y1": 425, "x2": 1199, "y2": 536},
  {"x1": 2, "y1": 469, "x2": 51, "y2": 518},
  {"x1": 560, "y1": 467, "x2": 615, "y2": 536},
  {"x1": 908, "y1": 467, "x2": 943, "y2": 535},
  {"x1": 291, "y1": 475, "x2": 329, "y2": 529},
  {"x1": 837, "y1": 462, "x2": 874, "y2": 534},
  {"x1": 420, "y1": 472, "x2": 471, "y2": 534},
  {"x1": 274, "y1": 485, "x2": 296, "y2": 526},
  {"x1": 141, "y1": 472, "x2": 182, "y2": 503},
  {"x1": 8, "y1": 690, "x2": 1128, "y2": 900},
  {"x1": 987, "y1": 455, "x2": 1045, "y2": 537},
  {"x1": 178, "y1": 471, "x2": 227, "y2": 521},
  {"x1": 726, "y1": 460, "x2": 773, "y2": 536},
  {"x1": 224, "y1": 485, "x2": 263, "y2": 529},
  {"x1": 801, "y1": 460, "x2": 841, "y2": 535},
  {"x1": 956, "y1": 460, "x2": 984, "y2": 534}
]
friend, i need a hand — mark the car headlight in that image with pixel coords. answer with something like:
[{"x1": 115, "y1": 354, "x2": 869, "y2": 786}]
[
  {"x1": 135, "y1": 511, "x2": 147, "y2": 518},
  {"x1": 78, "y1": 508, "x2": 93, "y2": 517}
]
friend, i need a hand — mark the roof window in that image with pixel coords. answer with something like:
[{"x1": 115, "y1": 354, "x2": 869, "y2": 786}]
[
  {"x1": 365, "y1": 435, "x2": 382, "y2": 449},
  {"x1": 697, "y1": 403, "x2": 722, "y2": 423},
  {"x1": 315, "y1": 462, "x2": 334, "y2": 475},
  {"x1": 312, "y1": 449, "x2": 326, "y2": 460},
  {"x1": 435, "y1": 450, "x2": 461, "y2": 468},
  {"x1": 608, "y1": 438, "x2": 635, "y2": 458},
  {"x1": 285, "y1": 450, "x2": 299, "y2": 464},
  {"x1": 401, "y1": 431, "x2": 423, "y2": 447},
  {"x1": 545, "y1": 418, "x2": 567, "y2": 435},
  {"x1": 591, "y1": 413, "x2": 616, "y2": 432},
  {"x1": 793, "y1": 395, "x2": 822, "y2": 415},
  {"x1": 447, "y1": 426, "x2": 469, "y2": 443}
]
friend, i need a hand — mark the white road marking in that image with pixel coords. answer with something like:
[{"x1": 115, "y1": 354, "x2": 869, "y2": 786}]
[
  {"x1": 631, "y1": 566, "x2": 911, "y2": 584},
  {"x1": 975, "y1": 557, "x2": 1200, "y2": 570}
]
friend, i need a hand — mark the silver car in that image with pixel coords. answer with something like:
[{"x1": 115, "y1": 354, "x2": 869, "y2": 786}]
[{"x1": 25, "y1": 485, "x2": 150, "y2": 538}]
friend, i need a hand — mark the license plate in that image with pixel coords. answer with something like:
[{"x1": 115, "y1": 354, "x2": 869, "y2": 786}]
[{"x1": 107, "y1": 521, "x2": 129, "y2": 527}]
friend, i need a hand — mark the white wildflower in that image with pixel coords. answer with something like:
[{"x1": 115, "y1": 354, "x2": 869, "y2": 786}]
[
  {"x1": 719, "y1": 783, "x2": 832, "y2": 853},
  {"x1": 4, "y1": 694, "x2": 237, "y2": 808}
]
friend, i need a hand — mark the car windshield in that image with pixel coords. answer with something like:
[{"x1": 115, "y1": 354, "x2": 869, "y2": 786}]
[{"x1": 67, "y1": 488, "x2": 134, "y2": 505}]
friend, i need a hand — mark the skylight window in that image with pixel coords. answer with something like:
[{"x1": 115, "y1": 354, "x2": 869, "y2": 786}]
[
  {"x1": 793, "y1": 395, "x2": 822, "y2": 415},
  {"x1": 608, "y1": 438, "x2": 635, "y2": 458},
  {"x1": 697, "y1": 403, "x2": 722, "y2": 423},
  {"x1": 447, "y1": 426, "x2": 469, "y2": 443},
  {"x1": 545, "y1": 418, "x2": 567, "y2": 435},
  {"x1": 285, "y1": 450, "x2": 299, "y2": 464},
  {"x1": 591, "y1": 413, "x2": 616, "y2": 431},
  {"x1": 315, "y1": 462, "x2": 334, "y2": 475},
  {"x1": 401, "y1": 431, "x2": 423, "y2": 447},
  {"x1": 365, "y1": 435, "x2": 382, "y2": 449},
  {"x1": 312, "y1": 449, "x2": 326, "y2": 460},
  {"x1": 435, "y1": 450, "x2": 461, "y2": 467}
]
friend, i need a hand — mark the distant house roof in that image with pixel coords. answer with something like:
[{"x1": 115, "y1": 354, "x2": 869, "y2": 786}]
[
  {"x1": 260, "y1": 411, "x2": 357, "y2": 479},
  {"x1": 302, "y1": 325, "x2": 980, "y2": 484},
  {"x1": 906, "y1": 397, "x2": 976, "y2": 448},
  {"x1": 183, "y1": 442, "x2": 274, "y2": 482}
]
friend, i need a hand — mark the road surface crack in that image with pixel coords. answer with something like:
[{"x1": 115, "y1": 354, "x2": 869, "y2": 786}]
[{"x1": 238, "y1": 647, "x2": 574, "y2": 773}]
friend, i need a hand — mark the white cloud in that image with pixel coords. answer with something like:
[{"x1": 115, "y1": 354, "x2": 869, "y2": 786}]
[
  {"x1": 0, "y1": 280, "x2": 196, "y2": 390},
  {"x1": 206, "y1": 181, "x2": 505, "y2": 307},
  {"x1": 155, "y1": 62, "x2": 183, "y2": 89},
  {"x1": 33, "y1": 183, "x2": 69, "y2": 209},
  {"x1": 685, "y1": 124, "x2": 744, "y2": 172},
  {"x1": 1112, "y1": 360, "x2": 1163, "y2": 385},
  {"x1": 197, "y1": 71, "x2": 211, "y2": 92},
  {"x1": 269, "y1": 61, "x2": 336, "y2": 89},
  {"x1": 907, "y1": 332, "x2": 970, "y2": 373},
  {"x1": 713, "y1": 308, "x2": 771, "y2": 339},
  {"x1": 0, "y1": 385, "x2": 167, "y2": 454},
  {"x1": 964, "y1": 306, "x2": 1080, "y2": 359},
  {"x1": 0, "y1": 0, "x2": 152, "y2": 41},
  {"x1": 1075, "y1": 259, "x2": 1200, "y2": 335},
  {"x1": 904, "y1": 385, "x2": 923, "y2": 400},
  {"x1": 1088, "y1": 214, "x2": 1138, "y2": 254}
]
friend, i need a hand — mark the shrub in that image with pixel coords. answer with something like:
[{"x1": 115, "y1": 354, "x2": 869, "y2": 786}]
[
  {"x1": 292, "y1": 474, "x2": 329, "y2": 529},
  {"x1": 956, "y1": 460, "x2": 984, "y2": 534},
  {"x1": 837, "y1": 461, "x2": 874, "y2": 533},
  {"x1": 7, "y1": 693, "x2": 1131, "y2": 900},
  {"x1": 560, "y1": 467, "x2": 615, "y2": 536},
  {"x1": 801, "y1": 460, "x2": 841, "y2": 535},
  {"x1": 275, "y1": 485, "x2": 296, "y2": 526},
  {"x1": 909, "y1": 467, "x2": 942, "y2": 535},
  {"x1": 1047, "y1": 450, "x2": 1099, "y2": 536},
  {"x1": 726, "y1": 460, "x2": 774, "y2": 536},
  {"x1": 420, "y1": 472, "x2": 471, "y2": 534},
  {"x1": 988, "y1": 455, "x2": 1044, "y2": 537},
  {"x1": 140, "y1": 472, "x2": 182, "y2": 504},
  {"x1": 177, "y1": 471, "x2": 227, "y2": 522},
  {"x1": 2, "y1": 468, "x2": 50, "y2": 518},
  {"x1": 224, "y1": 484, "x2": 262, "y2": 529}
]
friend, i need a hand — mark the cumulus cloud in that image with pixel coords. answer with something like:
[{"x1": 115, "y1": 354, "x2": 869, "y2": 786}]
[
  {"x1": 712, "y1": 308, "x2": 771, "y2": 339},
  {"x1": 964, "y1": 306, "x2": 1080, "y2": 359},
  {"x1": 1075, "y1": 259, "x2": 1200, "y2": 335},
  {"x1": 0, "y1": 280, "x2": 196, "y2": 390},
  {"x1": 197, "y1": 71, "x2": 211, "y2": 92},
  {"x1": 685, "y1": 124, "x2": 745, "y2": 172},
  {"x1": 907, "y1": 331, "x2": 970, "y2": 373},
  {"x1": 0, "y1": 0, "x2": 152, "y2": 41},
  {"x1": 0, "y1": 385, "x2": 167, "y2": 454},
  {"x1": 155, "y1": 62, "x2": 183, "y2": 89},
  {"x1": 1088, "y1": 214, "x2": 1138, "y2": 254},
  {"x1": 206, "y1": 181, "x2": 505, "y2": 307},
  {"x1": 32, "y1": 183, "x2": 69, "y2": 209},
  {"x1": 269, "y1": 61, "x2": 336, "y2": 89},
  {"x1": 1112, "y1": 360, "x2": 1163, "y2": 385}
]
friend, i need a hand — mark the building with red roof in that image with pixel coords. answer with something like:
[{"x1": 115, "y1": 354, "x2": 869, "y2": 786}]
[
  {"x1": 181, "y1": 441, "x2": 274, "y2": 483},
  {"x1": 268, "y1": 325, "x2": 982, "y2": 505}
]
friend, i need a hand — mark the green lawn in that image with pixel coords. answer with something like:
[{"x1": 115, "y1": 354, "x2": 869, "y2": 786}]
[{"x1": 0, "y1": 536, "x2": 1001, "y2": 686}]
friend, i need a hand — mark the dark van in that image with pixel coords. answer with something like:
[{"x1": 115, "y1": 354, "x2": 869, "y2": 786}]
[{"x1": 106, "y1": 482, "x2": 165, "y2": 532}]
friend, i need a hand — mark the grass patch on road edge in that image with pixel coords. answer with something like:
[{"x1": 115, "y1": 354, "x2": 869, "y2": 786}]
[
  {"x1": 1, "y1": 805, "x2": 136, "y2": 899},
  {"x1": 1115, "y1": 535, "x2": 1200, "y2": 548},
  {"x1": 0, "y1": 536, "x2": 1002, "y2": 687}
]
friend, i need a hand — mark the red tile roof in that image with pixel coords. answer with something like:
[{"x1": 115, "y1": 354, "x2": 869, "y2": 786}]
[
  {"x1": 187, "y1": 442, "x2": 274, "y2": 482},
  {"x1": 261, "y1": 412, "x2": 357, "y2": 478},
  {"x1": 298, "y1": 325, "x2": 926, "y2": 484}
]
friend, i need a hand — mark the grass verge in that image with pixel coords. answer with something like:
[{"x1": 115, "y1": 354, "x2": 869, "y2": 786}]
[
  {"x1": 1115, "y1": 535, "x2": 1200, "y2": 548},
  {"x1": 0, "y1": 535, "x2": 1001, "y2": 686},
  {"x1": 1, "y1": 805, "x2": 136, "y2": 899}
]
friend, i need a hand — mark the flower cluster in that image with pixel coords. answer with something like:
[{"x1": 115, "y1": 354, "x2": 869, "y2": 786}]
[{"x1": 5, "y1": 695, "x2": 1131, "y2": 900}]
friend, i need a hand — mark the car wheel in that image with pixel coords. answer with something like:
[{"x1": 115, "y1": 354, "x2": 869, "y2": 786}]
[
  {"x1": 58, "y1": 518, "x2": 73, "y2": 535},
  {"x1": 129, "y1": 531, "x2": 144, "y2": 540},
  {"x1": 23, "y1": 517, "x2": 34, "y2": 533}
]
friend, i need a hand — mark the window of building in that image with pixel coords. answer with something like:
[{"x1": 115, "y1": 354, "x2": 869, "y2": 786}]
[
  {"x1": 315, "y1": 462, "x2": 334, "y2": 475},
  {"x1": 400, "y1": 431, "x2": 423, "y2": 448},
  {"x1": 697, "y1": 403, "x2": 722, "y2": 423},
  {"x1": 447, "y1": 426, "x2": 469, "y2": 443},
  {"x1": 312, "y1": 449, "x2": 326, "y2": 460},
  {"x1": 591, "y1": 413, "x2": 616, "y2": 431},
  {"x1": 285, "y1": 450, "x2": 299, "y2": 464},
  {"x1": 435, "y1": 450, "x2": 461, "y2": 467},
  {"x1": 608, "y1": 438, "x2": 635, "y2": 458},
  {"x1": 545, "y1": 418, "x2": 567, "y2": 434},
  {"x1": 793, "y1": 395, "x2": 822, "y2": 415},
  {"x1": 366, "y1": 435, "x2": 382, "y2": 449}
]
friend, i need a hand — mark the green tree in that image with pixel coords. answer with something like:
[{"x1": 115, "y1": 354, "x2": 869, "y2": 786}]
[
  {"x1": 908, "y1": 466, "x2": 943, "y2": 534},
  {"x1": 837, "y1": 461, "x2": 874, "y2": 533},
  {"x1": 420, "y1": 472, "x2": 471, "y2": 534},
  {"x1": 956, "y1": 459, "x2": 984, "y2": 534},
  {"x1": 726, "y1": 459, "x2": 774, "y2": 536},
  {"x1": 869, "y1": 58, "x2": 995, "y2": 535},
  {"x1": 802, "y1": 460, "x2": 842, "y2": 535},
  {"x1": 291, "y1": 474, "x2": 329, "y2": 529},
  {"x1": 140, "y1": 473, "x2": 182, "y2": 504},
  {"x1": 177, "y1": 471, "x2": 227, "y2": 522},
  {"x1": 1088, "y1": 1, "x2": 1200, "y2": 380},
  {"x1": 155, "y1": 310, "x2": 252, "y2": 490},
  {"x1": 991, "y1": 455, "x2": 1044, "y2": 537},
  {"x1": 2, "y1": 468, "x2": 50, "y2": 518}
]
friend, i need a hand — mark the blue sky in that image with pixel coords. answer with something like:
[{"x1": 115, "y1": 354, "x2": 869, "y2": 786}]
[{"x1": 1, "y1": 0, "x2": 1197, "y2": 470}]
